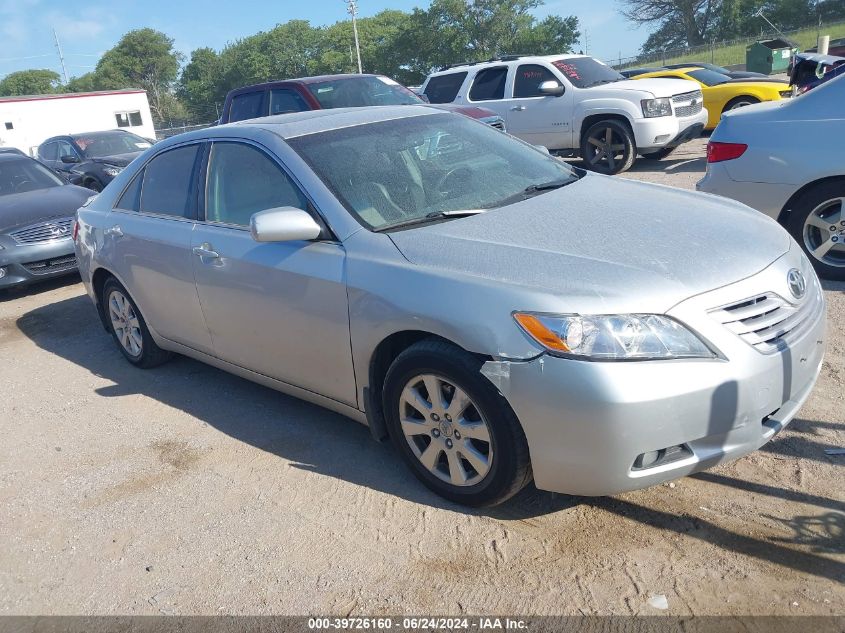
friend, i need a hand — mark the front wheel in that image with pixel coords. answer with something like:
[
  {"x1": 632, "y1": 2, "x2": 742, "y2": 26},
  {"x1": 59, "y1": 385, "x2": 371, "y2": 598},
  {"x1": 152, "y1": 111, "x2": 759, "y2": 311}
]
[
  {"x1": 383, "y1": 339, "x2": 532, "y2": 507},
  {"x1": 580, "y1": 120, "x2": 636, "y2": 175},
  {"x1": 786, "y1": 181, "x2": 845, "y2": 280},
  {"x1": 85, "y1": 179, "x2": 103, "y2": 193},
  {"x1": 722, "y1": 96, "x2": 760, "y2": 113}
]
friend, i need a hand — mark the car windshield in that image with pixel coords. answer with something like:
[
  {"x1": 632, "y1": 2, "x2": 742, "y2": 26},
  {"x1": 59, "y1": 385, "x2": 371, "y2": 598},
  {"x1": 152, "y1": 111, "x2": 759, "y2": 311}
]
[
  {"x1": 0, "y1": 157, "x2": 64, "y2": 197},
  {"x1": 552, "y1": 57, "x2": 625, "y2": 88},
  {"x1": 307, "y1": 76, "x2": 422, "y2": 108},
  {"x1": 287, "y1": 112, "x2": 579, "y2": 231},
  {"x1": 686, "y1": 69, "x2": 731, "y2": 86},
  {"x1": 74, "y1": 132, "x2": 152, "y2": 158}
]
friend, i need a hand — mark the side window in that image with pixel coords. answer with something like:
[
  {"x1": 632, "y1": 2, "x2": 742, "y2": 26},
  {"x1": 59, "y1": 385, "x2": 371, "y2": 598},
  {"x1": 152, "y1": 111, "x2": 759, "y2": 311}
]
[
  {"x1": 205, "y1": 142, "x2": 308, "y2": 227},
  {"x1": 39, "y1": 142, "x2": 57, "y2": 161},
  {"x1": 129, "y1": 111, "x2": 143, "y2": 126},
  {"x1": 116, "y1": 169, "x2": 144, "y2": 211},
  {"x1": 229, "y1": 91, "x2": 266, "y2": 122},
  {"x1": 468, "y1": 67, "x2": 508, "y2": 101},
  {"x1": 57, "y1": 141, "x2": 77, "y2": 160},
  {"x1": 115, "y1": 112, "x2": 130, "y2": 128},
  {"x1": 139, "y1": 145, "x2": 201, "y2": 218},
  {"x1": 514, "y1": 64, "x2": 560, "y2": 98},
  {"x1": 269, "y1": 89, "x2": 309, "y2": 115},
  {"x1": 423, "y1": 72, "x2": 468, "y2": 103}
]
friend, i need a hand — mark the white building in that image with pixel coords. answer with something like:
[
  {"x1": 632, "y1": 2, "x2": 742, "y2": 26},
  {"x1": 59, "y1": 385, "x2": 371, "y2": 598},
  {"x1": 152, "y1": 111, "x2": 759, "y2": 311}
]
[{"x1": 0, "y1": 89, "x2": 155, "y2": 156}]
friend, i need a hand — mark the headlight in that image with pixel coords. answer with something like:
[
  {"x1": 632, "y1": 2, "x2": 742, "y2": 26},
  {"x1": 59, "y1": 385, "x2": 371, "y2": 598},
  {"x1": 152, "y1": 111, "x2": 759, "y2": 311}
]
[
  {"x1": 513, "y1": 312, "x2": 716, "y2": 360},
  {"x1": 641, "y1": 98, "x2": 672, "y2": 118},
  {"x1": 103, "y1": 166, "x2": 123, "y2": 177}
]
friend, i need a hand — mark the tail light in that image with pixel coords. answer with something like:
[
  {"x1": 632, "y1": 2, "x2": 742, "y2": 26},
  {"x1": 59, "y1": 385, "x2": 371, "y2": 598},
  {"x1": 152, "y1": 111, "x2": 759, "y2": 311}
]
[
  {"x1": 72, "y1": 220, "x2": 79, "y2": 242},
  {"x1": 707, "y1": 141, "x2": 747, "y2": 163}
]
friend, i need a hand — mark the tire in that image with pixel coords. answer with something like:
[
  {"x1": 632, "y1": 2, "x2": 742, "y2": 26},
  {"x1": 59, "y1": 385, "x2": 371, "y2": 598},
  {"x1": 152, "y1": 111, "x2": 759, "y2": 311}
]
[
  {"x1": 722, "y1": 96, "x2": 760, "y2": 113},
  {"x1": 85, "y1": 179, "x2": 103, "y2": 193},
  {"x1": 785, "y1": 181, "x2": 845, "y2": 281},
  {"x1": 101, "y1": 278, "x2": 172, "y2": 367},
  {"x1": 580, "y1": 119, "x2": 636, "y2": 175},
  {"x1": 640, "y1": 146, "x2": 676, "y2": 160},
  {"x1": 382, "y1": 339, "x2": 532, "y2": 507}
]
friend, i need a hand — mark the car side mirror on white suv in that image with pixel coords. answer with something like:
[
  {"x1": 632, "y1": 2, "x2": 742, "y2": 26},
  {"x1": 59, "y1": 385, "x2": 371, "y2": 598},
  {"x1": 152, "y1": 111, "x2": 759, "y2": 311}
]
[
  {"x1": 538, "y1": 81, "x2": 565, "y2": 97},
  {"x1": 250, "y1": 207, "x2": 322, "y2": 243}
]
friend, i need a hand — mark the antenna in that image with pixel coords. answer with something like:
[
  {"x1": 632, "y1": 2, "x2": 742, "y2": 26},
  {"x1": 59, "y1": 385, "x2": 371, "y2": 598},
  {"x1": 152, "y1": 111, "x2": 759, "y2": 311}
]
[
  {"x1": 53, "y1": 28, "x2": 69, "y2": 85},
  {"x1": 345, "y1": 0, "x2": 363, "y2": 73}
]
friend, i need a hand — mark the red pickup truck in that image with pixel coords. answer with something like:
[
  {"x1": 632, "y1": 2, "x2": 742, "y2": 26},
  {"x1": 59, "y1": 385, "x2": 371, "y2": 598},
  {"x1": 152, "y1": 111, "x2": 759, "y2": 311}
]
[{"x1": 218, "y1": 73, "x2": 505, "y2": 130}]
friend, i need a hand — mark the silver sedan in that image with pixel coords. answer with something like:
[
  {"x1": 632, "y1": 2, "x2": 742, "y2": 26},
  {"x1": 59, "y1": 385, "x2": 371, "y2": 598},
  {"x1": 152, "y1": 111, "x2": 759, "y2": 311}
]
[
  {"x1": 74, "y1": 106, "x2": 825, "y2": 506},
  {"x1": 697, "y1": 73, "x2": 845, "y2": 280}
]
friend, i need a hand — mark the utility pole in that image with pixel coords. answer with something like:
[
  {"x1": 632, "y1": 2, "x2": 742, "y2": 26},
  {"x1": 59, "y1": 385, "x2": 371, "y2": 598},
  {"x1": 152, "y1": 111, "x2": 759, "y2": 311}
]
[
  {"x1": 346, "y1": 0, "x2": 363, "y2": 73},
  {"x1": 53, "y1": 28, "x2": 69, "y2": 85}
]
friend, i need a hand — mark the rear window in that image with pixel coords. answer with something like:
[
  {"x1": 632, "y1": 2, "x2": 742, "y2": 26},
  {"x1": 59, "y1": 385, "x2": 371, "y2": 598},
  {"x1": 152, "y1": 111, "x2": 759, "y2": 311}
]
[
  {"x1": 424, "y1": 72, "x2": 467, "y2": 103},
  {"x1": 229, "y1": 91, "x2": 266, "y2": 122},
  {"x1": 468, "y1": 67, "x2": 508, "y2": 101},
  {"x1": 687, "y1": 69, "x2": 730, "y2": 86},
  {"x1": 551, "y1": 57, "x2": 624, "y2": 88},
  {"x1": 306, "y1": 76, "x2": 420, "y2": 109}
]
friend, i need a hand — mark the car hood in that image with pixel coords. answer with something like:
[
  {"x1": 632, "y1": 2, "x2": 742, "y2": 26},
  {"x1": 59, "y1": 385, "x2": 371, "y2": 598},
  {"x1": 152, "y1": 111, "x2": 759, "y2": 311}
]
[
  {"x1": 89, "y1": 151, "x2": 142, "y2": 167},
  {"x1": 388, "y1": 174, "x2": 791, "y2": 314},
  {"x1": 618, "y1": 77, "x2": 701, "y2": 97},
  {"x1": 0, "y1": 185, "x2": 92, "y2": 233}
]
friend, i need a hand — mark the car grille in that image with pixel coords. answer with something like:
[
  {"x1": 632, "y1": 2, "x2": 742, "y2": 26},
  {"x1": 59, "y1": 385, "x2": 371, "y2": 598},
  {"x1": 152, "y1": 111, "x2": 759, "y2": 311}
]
[
  {"x1": 9, "y1": 217, "x2": 74, "y2": 245},
  {"x1": 671, "y1": 90, "x2": 704, "y2": 118},
  {"x1": 21, "y1": 254, "x2": 78, "y2": 275},
  {"x1": 489, "y1": 120, "x2": 506, "y2": 131},
  {"x1": 709, "y1": 279, "x2": 823, "y2": 354}
]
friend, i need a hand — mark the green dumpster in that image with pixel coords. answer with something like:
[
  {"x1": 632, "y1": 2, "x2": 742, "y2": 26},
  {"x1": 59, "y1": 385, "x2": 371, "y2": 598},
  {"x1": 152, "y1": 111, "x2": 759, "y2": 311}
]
[{"x1": 746, "y1": 38, "x2": 798, "y2": 75}]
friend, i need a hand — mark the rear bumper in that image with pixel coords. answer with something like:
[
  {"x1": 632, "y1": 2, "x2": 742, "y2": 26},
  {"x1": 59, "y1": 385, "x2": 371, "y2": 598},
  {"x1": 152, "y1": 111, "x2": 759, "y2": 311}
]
[
  {"x1": 0, "y1": 238, "x2": 78, "y2": 288},
  {"x1": 633, "y1": 108, "x2": 708, "y2": 150},
  {"x1": 697, "y1": 164, "x2": 796, "y2": 221}
]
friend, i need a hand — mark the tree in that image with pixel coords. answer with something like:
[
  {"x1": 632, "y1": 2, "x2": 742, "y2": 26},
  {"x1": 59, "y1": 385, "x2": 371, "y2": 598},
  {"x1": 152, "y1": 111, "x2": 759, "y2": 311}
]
[
  {"x1": 178, "y1": 48, "x2": 225, "y2": 121},
  {"x1": 65, "y1": 72, "x2": 98, "y2": 93},
  {"x1": 93, "y1": 28, "x2": 184, "y2": 123},
  {"x1": 619, "y1": 0, "x2": 717, "y2": 48},
  {"x1": 0, "y1": 69, "x2": 62, "y2": 96}
]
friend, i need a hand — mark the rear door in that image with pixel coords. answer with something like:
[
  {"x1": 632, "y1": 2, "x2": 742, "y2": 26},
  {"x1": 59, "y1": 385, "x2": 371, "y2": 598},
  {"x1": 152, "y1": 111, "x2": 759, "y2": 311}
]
[
  {"x1": 228, "y1": 90, "x2": 268, "y2": 122},
  {"x1": 104, "y1": 142, "x2": 214, "y2": 354},
  {"x1": 503, "y1": 63, "x2": 575, "y2": 149},
  {"x1": 190, "y1": 139, "x2": 356, "y2": 405},
  {"x1": 465, "y1": 66, "x2": 510, "y2": 119}
]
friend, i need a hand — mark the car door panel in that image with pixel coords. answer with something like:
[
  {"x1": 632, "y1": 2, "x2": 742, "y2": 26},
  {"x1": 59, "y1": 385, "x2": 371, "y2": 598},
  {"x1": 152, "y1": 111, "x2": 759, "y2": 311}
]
[{"x1": 504, "y1": 64, "x2": 575, "y2": 149}]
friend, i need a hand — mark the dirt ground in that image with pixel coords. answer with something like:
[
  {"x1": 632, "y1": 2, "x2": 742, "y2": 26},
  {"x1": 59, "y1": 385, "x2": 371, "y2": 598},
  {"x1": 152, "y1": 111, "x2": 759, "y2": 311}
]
[{"x1": 1, "y1": 140, "x2": 843, "y2": 616}]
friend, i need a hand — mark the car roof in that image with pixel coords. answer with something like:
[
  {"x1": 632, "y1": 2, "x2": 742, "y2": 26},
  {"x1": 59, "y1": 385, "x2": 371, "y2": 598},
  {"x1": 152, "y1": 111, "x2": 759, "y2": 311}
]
[
  {"x1": 227, "y1": 74, "x2": 386, "y2": 94},
  {"x1": 0, "y1": 152, "x2": 34, "y2": 162},
  {"x1": 429, "y1": 54, "x2": 588, "y2": 75}
]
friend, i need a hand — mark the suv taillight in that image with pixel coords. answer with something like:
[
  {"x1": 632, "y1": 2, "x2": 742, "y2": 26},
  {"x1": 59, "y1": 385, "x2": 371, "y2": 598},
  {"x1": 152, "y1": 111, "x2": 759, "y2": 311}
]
[{"x1": 707, "y1": 141, "x2": 747, "y2": 163}]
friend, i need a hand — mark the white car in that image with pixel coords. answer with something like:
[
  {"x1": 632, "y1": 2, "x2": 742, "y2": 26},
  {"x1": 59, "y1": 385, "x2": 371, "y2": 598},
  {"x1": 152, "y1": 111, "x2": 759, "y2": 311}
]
[
  {"x1": 420, "y1": 54, "x2": 708, "y2": 174},
  {"x1": 697, "y1": 74, "x2": 845, "y2": 280}
]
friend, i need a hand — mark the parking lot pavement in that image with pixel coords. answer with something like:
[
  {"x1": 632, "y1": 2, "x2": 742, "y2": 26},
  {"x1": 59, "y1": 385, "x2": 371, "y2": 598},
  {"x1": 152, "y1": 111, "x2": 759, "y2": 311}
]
[{"x1": 1, "y1": 147, "x2": 843, "y2": 616}]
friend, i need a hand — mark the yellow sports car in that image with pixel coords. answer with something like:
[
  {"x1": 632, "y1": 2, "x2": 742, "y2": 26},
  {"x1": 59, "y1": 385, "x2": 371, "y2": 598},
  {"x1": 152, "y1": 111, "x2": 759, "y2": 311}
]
[{"x1": 632, "y1": 67, "x2": 792, "y2": 129}]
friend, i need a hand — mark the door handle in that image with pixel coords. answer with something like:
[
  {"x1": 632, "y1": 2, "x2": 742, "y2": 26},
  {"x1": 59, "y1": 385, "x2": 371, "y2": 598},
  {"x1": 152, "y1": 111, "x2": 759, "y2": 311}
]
[
  {"x1": 192, "y1": 244, "x2": 220, "y2": 259},
  {"x1": 510, "y1": 105, "x2": 526, "y2": 111},
  {"x1": 104, "y1": 225, "x2": 123, "y2": 237}
]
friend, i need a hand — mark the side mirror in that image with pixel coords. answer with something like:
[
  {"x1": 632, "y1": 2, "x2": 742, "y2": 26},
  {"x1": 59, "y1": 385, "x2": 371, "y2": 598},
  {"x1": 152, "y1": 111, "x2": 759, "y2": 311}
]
[
  {"x1": 61, "y1": 155, "x2": 80, "y2": 164},
  {"x1": 250, "y1": 207, "x2": 322, "y2": 243},
  {"x1": 538, "y1": 81, "x2": 565, "y2": 97}
]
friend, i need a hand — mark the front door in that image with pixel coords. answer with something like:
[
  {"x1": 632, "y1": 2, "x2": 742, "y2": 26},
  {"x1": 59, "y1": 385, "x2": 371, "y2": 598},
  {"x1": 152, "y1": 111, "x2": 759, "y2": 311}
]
[
  {"x1": 503, "y1": 63, "x2": 574, "y2": 150},
  {"x1": 190, "y1": 140, "x2": 356, "y2": 406}
]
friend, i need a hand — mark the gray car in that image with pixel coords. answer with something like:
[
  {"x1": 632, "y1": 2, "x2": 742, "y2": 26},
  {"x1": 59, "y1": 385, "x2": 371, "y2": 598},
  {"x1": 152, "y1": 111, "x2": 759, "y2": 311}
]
[
  {"x1": 74, "y1": 106, "x2": 826, "y2": 506},
  {"x1": 0, "y1": 153, "x2": 93, "y2": 290}
]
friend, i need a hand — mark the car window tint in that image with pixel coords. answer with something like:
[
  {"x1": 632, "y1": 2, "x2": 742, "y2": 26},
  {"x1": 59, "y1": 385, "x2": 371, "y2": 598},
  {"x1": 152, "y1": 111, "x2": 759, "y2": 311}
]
[
  {"x1": 139, "y1": 145, "x2": 201, "y2": 218},
  {"x1": 205, "y1": 142, "x2": 308, "y2": 227},
  {"x1": 39, "y1": 142, "x2": 57, "y2": 161},
  {"x1": 229, "y1": 91, "x2": 266, "y2": 122},
  {"x1": 424, "y1": 72, "x2": 467, "y2": 103},
  {"x1": 514, "y1": 64, "x2": 559, "y2": 97},
  {"x1": 116, "y1": 169, "x2": 144, "y2": 211},
  {"x1": 269, "y1": 89, "x2": 309, "y2": 115},
  {"x1": 469, "y1": 67, "x2": 508, "y2": 101},
  {"x1": 57, "y1": 141, "x2": 76, "y2": 159}
]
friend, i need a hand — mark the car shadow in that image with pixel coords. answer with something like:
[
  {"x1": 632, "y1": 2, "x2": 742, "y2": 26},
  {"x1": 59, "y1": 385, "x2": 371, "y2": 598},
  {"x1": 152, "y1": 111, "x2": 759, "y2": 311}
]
[
  {"x1": 0, "y1": 273, "x2": 81, "y2": 303},
  {"x1": 625, "y1": 155, "x2": 707, "y2": 175}
]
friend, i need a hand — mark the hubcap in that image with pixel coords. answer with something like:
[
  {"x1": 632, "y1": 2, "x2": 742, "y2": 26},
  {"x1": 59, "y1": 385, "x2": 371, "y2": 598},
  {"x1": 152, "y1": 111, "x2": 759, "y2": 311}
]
[
  {"x1": 398, "y1": 374, "x2": 493, "y2": 487},
  {"x1": 730, "y1": 100, "x2": 753, "y2": 110},
  {"x1": 586, "y1": 127, "x2": 626, "y2": 172},
  {"x1": 108, "y1": 290, "x2": 143, "y2": 356},
  {"x1": 803, "y1": 197, "x2": 845, "y2": 268}
]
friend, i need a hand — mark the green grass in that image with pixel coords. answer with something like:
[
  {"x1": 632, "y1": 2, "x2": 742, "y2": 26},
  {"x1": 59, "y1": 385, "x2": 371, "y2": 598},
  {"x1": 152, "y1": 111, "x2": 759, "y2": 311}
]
[{"x1": 631, "y1": 20, "x2": 845, "y2": 69}]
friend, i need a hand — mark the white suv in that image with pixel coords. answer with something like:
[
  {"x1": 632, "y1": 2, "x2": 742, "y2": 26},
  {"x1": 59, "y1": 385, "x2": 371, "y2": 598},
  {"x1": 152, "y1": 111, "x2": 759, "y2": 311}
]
[{"x1": 421, "y1": 54, "x2": 708, "y2": 174}]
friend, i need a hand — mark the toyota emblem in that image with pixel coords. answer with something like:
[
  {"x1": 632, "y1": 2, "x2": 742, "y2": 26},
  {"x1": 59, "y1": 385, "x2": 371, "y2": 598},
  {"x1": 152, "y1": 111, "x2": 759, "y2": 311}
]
[{"x1": 787, "y1": 268, "x2": 806, "y2": 300}]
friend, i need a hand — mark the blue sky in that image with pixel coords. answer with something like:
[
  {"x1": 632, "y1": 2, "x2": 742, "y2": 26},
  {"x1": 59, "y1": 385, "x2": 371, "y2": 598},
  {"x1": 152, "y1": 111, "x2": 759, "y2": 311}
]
[{"x1": 0, "y1": 0, "x2": 649, "y2": 80}]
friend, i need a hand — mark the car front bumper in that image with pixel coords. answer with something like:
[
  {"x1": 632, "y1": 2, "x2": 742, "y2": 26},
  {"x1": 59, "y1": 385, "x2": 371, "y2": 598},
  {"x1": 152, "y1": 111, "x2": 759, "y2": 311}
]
[
  {"x1": 697, "y1": 163, "x2": 797, "y2": 221},
  {"x1": 0, "y1": 237, "x2": 78, "y2": 288},
  {"x1": 492, "y1": 246, "x2": 825, "y2": 496},
  {"x1": 633, "y1": 107, "x2": 708, "y2": 151}
]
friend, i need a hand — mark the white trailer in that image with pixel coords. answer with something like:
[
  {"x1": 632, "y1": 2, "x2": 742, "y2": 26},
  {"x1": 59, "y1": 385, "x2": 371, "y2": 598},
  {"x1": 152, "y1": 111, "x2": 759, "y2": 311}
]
[{"x1": 0, "y1": 89, "x2": 155, "y2": 156}]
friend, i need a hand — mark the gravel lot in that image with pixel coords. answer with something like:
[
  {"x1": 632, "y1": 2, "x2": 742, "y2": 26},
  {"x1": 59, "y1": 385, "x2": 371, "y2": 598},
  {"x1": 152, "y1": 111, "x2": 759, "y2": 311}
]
[{"x1": 1, "y1": 139, "x2": 843, "y2": 616}]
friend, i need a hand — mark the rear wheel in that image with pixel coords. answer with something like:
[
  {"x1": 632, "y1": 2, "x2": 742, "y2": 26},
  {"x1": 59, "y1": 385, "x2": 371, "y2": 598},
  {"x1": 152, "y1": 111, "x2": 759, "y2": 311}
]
[
  {"x1": 786, "y1": 181, "x2": 845, "y2": 280},
  {"x1": 383, "y1": 339, "x2": 532, "y2": 506},
  {"x1": 102, "y1": 278, "x2": 172, "y2": 367},
  {"x1": 640, "y1": 146, "x2": 676, "y2": 160},
  {"x1": 580, "y1": 120, "x2": 636, "y2": 175}
]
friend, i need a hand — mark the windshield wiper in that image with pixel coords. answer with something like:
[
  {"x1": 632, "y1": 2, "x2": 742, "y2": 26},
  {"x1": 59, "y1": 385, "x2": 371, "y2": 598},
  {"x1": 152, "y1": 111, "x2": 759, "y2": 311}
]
[
  {"x1": 493, "y1": 178, "x2": 576, "y2": 208},
  {"x1": 374, "y1": 209, "x2": 486, "y2": 232}
]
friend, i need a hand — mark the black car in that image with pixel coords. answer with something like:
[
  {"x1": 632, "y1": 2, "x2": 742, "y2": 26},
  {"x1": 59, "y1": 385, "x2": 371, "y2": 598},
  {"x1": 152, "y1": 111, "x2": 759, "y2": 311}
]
[
  {"x1": 37, "y1": 130, "x2": 152, "y2": 192},
  {"x1": 619, "y1": 67, "x2": 664, "y2": 78},
  {"x1": 0, "y1": 153, "x2": 92, "y2": 290},
  {"x1": 663, "y1": 62, "x2": 776, "y2": 81},
  {"x1": 0, "y1": 147, "x2": 25, "y2": 156}
]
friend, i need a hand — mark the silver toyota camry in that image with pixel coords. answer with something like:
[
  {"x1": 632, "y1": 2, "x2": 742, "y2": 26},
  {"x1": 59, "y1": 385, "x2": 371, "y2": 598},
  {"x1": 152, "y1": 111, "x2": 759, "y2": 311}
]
[{"x1": 74, "y1": 106, "x2": 826, "y2": 507}]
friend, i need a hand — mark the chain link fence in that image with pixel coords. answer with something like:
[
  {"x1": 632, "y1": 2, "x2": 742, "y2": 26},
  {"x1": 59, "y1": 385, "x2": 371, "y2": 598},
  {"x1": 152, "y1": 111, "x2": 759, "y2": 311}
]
[{"x1": 154, "y1": 121, "x2": 216, "y2": 140}]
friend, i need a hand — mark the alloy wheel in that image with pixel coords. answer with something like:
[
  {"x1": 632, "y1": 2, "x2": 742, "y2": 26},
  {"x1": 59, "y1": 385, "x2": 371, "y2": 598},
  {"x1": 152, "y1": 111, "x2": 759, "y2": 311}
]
[
  {"x1": 108, "y1": 290, "x2": 143, "y2": 356},
  {"x1": 803, "y1": 197, "x2": 845, "y2": 268},
  {"x1": 586, "y1": 126, "x2": 627, "y2": 172},
  {"x1": 398, "y1": 373, "x2": 493, "y2": 487}
]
